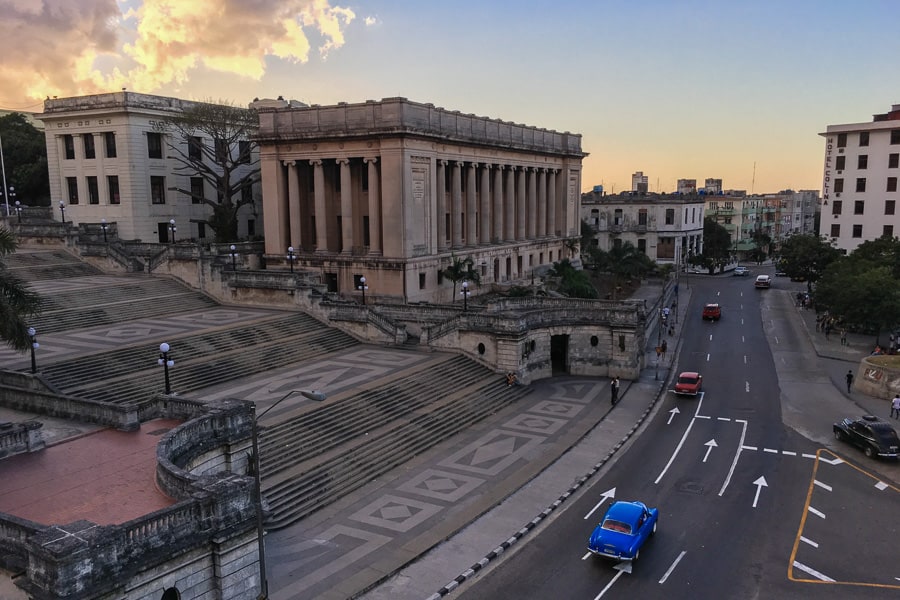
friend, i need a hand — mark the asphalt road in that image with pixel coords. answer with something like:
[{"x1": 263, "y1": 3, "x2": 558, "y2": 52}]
[{"x1": 457, "y1": 273, "x2": 900, "y2": 600}]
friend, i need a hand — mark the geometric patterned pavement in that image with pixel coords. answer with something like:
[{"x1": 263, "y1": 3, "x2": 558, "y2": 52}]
[{"x1": 264, "y1": 378, "x2": 608, "y2": 600}]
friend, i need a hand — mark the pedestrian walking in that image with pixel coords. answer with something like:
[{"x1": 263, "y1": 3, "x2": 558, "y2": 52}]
[
  {"x1": 891, "y1": 394, "x2": 900, "y2": 420},
  {"x1": 610, "y1": 377, "x2": 620, "y2": 406},
  {"x1": 661, "y1": 339, "x2": 668, "y2": 361},
  {"x1": 845, "y1": 370, "x2": 854, "y2": 393},
  {"x1": 840, "y1": 328, "x2": 847, "y2": 346}
]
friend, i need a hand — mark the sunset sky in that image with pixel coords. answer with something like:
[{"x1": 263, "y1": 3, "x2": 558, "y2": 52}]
[{"x1": 1, "y1": 0, "x2": 898, "y2": 194}]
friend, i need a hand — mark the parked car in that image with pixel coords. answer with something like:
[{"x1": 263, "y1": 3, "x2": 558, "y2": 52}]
[
  {"x1": 774, "y1": 271, "x2": 787, "y2": 277},
  {"x1": 673, "y1": 371, "x2": 703, "y2": 395},
  {"x1": 702, "y1": 303, "x2": 721, "y2": 321},
  {"x1": 833, "y1": 415, "x2": 899, "y2": 459},
  {"x1": 733, "y1": 266, "x2": 750, "y2": 276},
  {"x1": 755, "y1": 275, "x2": 771, "y2": 288},
  {"x1": 587, "y1": 500, "x2": 658, "y2": 561}
]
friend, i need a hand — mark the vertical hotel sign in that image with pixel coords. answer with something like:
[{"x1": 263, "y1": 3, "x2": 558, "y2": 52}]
[{"x1": 822, "y1": 136, "x2": 833, "y2": 206}]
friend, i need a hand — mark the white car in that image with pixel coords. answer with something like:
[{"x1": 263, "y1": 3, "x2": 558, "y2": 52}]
[
  {"x1": 755, "y1": 275, "x2": 771, "y2": 288},
  {"x1": 733, "y1": 266, "x2": 750, "y2": 276}
]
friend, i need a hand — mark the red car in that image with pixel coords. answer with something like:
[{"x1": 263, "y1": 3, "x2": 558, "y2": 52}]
[
  {"x1": 702, "y1": 303, "x2": 721, "y2": 321},
  {"x1": 674, "y1": 372, "x2": 703, "y2": 395}
]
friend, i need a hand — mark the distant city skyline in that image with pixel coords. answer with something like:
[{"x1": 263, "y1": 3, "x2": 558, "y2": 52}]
[{"x1": 1, "y1": 0, "x2": 897, "y2": 194}]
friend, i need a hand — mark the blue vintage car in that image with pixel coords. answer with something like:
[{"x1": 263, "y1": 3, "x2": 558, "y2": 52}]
[{"x1": 588, "y1": 500, "x2": 658, "y2": 561}]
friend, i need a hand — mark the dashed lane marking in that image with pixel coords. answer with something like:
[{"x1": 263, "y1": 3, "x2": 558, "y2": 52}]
[
  {"x1": 800, "y1": 536, "x2": 818, "y2": 548},
  {"x1": 808, "y1": 506, "x2": 826, "y2": 519}
]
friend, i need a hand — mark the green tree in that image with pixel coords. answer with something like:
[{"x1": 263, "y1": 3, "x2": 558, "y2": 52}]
[
  {"x1": 164, "y1": 101, "x2": 260, "y2": 243},
  {"x1": 814, "y1": 263, "x2": 900, "y2": 343},
  {"x1": 847, "y1": 235, "x2": 900, "y2": 279},
  {"x1": 603, "y1": 242, "x2": 656, "y2": 299},
  {"x1": 442, "y1": 254, "x2": 481, "y2": 302},
  {"x1": 549, "y1": 258, "x2": 598, "y2": 299},
  {"x1": 0, "y1": 113, "x2": 50, "y2": 207},
  {"x1": 778, "y1": 234, "x2": 841, "y2": 288},
  {"x1": 700, "y1": 217, "x2": 732, "y2": 272},
  {"x1": 0, "y1": 228, "x2": 42, "y2": 350}
]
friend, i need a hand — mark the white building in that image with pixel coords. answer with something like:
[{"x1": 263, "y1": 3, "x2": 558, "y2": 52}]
[
  {"x1": 820, "y1": 104, "x2": 900, "y2": 252},
  {"x1": 676, "y1": 179, "x2": 697, "y2": 194},
  {"x1": 581, "y1": 190, "x2": 704, "y2": 267},
  {"x1": 37, "y1": 92, "x2": 261, "y2": 243},
  {"x1": 631, "y1": 171, "x2": 648, "y2": 192},
  {"x1": 703, "y1": 178, "x2": 722, "y2": 194}
]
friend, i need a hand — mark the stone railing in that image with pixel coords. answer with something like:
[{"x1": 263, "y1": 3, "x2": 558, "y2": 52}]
[
  {"x1": 0, "y1": 421, "x2": 44, "y2": 459},
  {"x1": 0, "y1": 513, "x2": 43, "y2": 571}
]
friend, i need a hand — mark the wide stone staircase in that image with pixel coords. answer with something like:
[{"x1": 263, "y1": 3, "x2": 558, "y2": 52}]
[
  {"x1": 41, "y1": 313, "x2": 359, "y2": 404},
  {"x1": 259, "y1": 354, "x2": 529, "y2": 530},
  {"x1": 4, "y1": 248, "x2": 102, "y2": 281}
]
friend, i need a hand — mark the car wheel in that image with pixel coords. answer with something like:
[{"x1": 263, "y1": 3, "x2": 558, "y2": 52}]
[
  {"x1": 834, "y1": 430, "x2": 843, "y2": 441},
  {"x1": 865, "y1": 445, "x2": 876, "y2": 458}
]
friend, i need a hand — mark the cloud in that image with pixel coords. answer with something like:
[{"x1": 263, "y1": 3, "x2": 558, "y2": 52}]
[{"x1": 0, "y1": 0, "x2": 356, "y2": 107}]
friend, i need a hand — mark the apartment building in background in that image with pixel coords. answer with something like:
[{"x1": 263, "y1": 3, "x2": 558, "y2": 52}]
[
  {"x1": 820, "y1": 103, "x2": 900, "y2": 252},
  {"x1": 37, "y1": 92, "x2": 261, "y2": 243},
  {"x1": 631, "y1": 171, "x2": 648, "y2": 192}
]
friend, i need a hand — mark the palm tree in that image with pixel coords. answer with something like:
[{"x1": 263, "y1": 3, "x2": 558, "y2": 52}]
[
  {"x1": 442, "y1": 255, "x2": 481, "y2": 302},
  {"x1": 0, "y1": 228, "x2": 42, "y2": 351}
]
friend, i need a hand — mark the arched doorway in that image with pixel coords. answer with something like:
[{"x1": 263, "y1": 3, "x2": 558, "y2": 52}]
[
  {"x1": 550, "y1": 334, "x2": 568, "y2": 374},
  {"x1": 161, "y1": 587, "x2": 180, "y2": 600}
]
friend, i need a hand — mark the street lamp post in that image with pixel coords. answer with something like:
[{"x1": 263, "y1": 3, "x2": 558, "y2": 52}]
[
  {"x1": 28, "y1": 327, "x2": 38, "y2": 374},
  {"x1": 168, "y1": 219, "x2": 177, "y2": 244},
  {"x1": 358, "y1": 276, "x2": 368, "y2": 306},
  {"x1": 58, "y1": 201, "x2": 66, "y2": 224},
  {"x1": 229, "y1": 245, "x2": 238, "y2": 271},
  {"x1": 655, "y1": 308, "x2": 663, "y2": 381},
  {"x1": 286, "y1": 247, "x2": 296, "y2": 273},
  {"x1": 100, "y1": 218, "x2": 108, "y2": 243},
  {"x1": 251, "y1": 388, "x2": 327, "y2": 598},
  {"x1": 460, "y1": 280, "x2": 470, "y2": 311},
  {"x1": 157, "y1": 342, "x2": 174, "y2": 394},
  {"x1": 14, "y1": 200, "x2": 22, "y2": 223}
]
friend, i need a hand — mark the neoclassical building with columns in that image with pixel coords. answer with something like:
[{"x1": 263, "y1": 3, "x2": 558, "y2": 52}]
[{"x1": 255, "y1": 97, "x2": 585, "y2": 303}]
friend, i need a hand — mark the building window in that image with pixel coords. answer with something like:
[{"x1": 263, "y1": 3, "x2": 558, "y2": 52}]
[
  {"x1": 66, "y1": 177, "x2": 79, "y2": 204},
  {"x1": 104, "y1": 132, "x2": 117, "y2": 158},
  {"x1": 437, "y1": 270, "x2": 443, "y2": 285},
  {"x1": 247, "y1": 219, "x2": 256, "y2": 237},
  {"x1": 834, "y1": 179, "x2": 844, "y2": 193},
  {"x1": 83, "y1": 134, "x2": 96, "y2": 160},
  {"x1": 637, "y1": 238, "x2": 646, "y2": 253},
  {"x1": 638, "y1": 209, "x2": 648, "y2": 225},
  {"x1": 238, "y1": 140, "x2": 251, "y2": 164},
  {"x1": 858, "y1": 155, "x2": 868, "y2": 170},
  {"x1": 884, "y1": 225, "x2": 894, "y2": 238},
  {"x1": 241, "y1": 184, "x2": 253, "y2": 204},
  {"x1": 214, "y1": 138, "x2": 228, "y2": 163},
  {"x1": 147, "y1": 132, "x2": 163, "y2": 159},
  {"x1": 888, "y1": 177, "x2": 898, "y2": 193},
  {"x1": 859, "y1": 131, "x2": 869, "y2": 147},
  {"x1": 108, "y1": 175, "x2": 120, "y2": 204},
  {"x1": 190, "y1": 177, "x2": 204, "y2": 204},
  {"x1": 854, "y1": 200, "x2": 864, "y2": 215},
  {"x1": 665, "y1": 208, "x2": 674, "y2": 225},
  {"x1": 419, "y1": 273, "x2": 426, "y2": 289},
  {"x1": 835, "y1": 156, "x2": 845, "y2": 170},
  {"x1": 852, "y1": 224, "x2": 863, "y2": 238},
  {"x1": 832, "y1": 200, "x2": 842, "y2": 215},
  {"x1": 63, "y1": 134, "x2": 75, "y2": 160},
  {"x1": 890, "y1": 154, "x2": 899, "y2": 169},
  {"x1": 198, "y1": 222, "x2": 206, "y2": 239},
  {"x1": 86, "y1": 176, "x2": 99, "y2": 204},
  {"x1": 886, "y1": 200, "x2": 896, "y2": 215},
  {"x1": 150, "y1": 176, "x2": 166, "y2": 204},
  {"x1": 856, "y1": 178, "x2": 866, "y2": 193},
  {"x1": 837, "y1": 133, "x2": 847, "y2": 148},
  {"x1": 830, "y1": 224, "x2": 840, "y2": 237},
  {"x1": 892, "y1": 130, "x2": 900, "y2": 145},
  {"x1": 188, "y1": 136, "x2": 202, "y2": 160}
]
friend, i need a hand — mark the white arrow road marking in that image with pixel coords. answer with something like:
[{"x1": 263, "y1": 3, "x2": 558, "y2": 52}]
[
  {"x1": 752, "y1": 476, "x2": 768, "y2": 508},
  {"x1": 659, "y1": 551, "x2": 686, "y2": 584},
  {"x1": 584, "y1": 488, "x2": 617, "y2": 520},
  {"x1": 703, "y1": 439, "x2": 718, "y2": 463},
  {"x1": 718, "y1": 418, "x2": 747, "y2": 496},
  {"x1": 614, "y1": 561, "x2": 632, "y2": 574},
  {"x1": 594, "y1": 568, "x2": 627, "y2": 599},
  {"x1": 667, "y1": 407, "x2": 680, "y2": 424},
  {"x1": 793, "y1": 561, "x2": 834, "y2": 582}
]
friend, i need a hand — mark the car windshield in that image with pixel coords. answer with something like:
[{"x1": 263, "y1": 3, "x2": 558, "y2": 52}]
[
  {"x1": 601, "y1": 519, "x2": 632, "y2": 534},
  {"x1": 678, "y1": 375, "x2": 698, "y2": 385}
]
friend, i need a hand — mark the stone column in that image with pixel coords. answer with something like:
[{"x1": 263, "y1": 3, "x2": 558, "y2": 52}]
[
  {"x1": 437, "y1": 160, "x2": 448, "y2": 251},
  {"x1": 365, "y1": 157, "x2": 381, "y2": 255},
  {"x1": 261, "y1": 157, "x2": 288, "y2": 256},
  {"x1": 537, "y1": 168, "x2": 547, "y2": 237},
  {"x1": 493, "y1": 165, "x2": 504, "y2": 243},
  {"x1": 547, "y1": 169, "x2": 558, "y2": 237},
  {"x1": 339, "y1": 158, "x2": 353, "y2": 253},
  {"x1": 451, "y1": 161, "x2": 463, "y2": 249},
  {"x1": 504, "y1": 166, "x2": 516, "y2": 242},
  {"x1": 311, "y1": 159, "x2": 327, "y2": 252},
  {"x1": 466, "y1": 162, "x2": 478, "y2": 245},
  {"x1": 527, "y1": 167, "x2": 537, "y2": 239},
  {"x1": 516, "y1": 167, "x2": 527, "y2": 241},
  {"x1": 287, "y1": 161, "x2": 302, "y2": 249},
  {"x1": 479, "y1": 164, "x2": 491, "y2": 245}
]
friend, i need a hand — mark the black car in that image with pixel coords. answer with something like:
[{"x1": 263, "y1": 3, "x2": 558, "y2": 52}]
[{"x1": 833, "y1": 415, "x2": 900, "y2": 459}]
